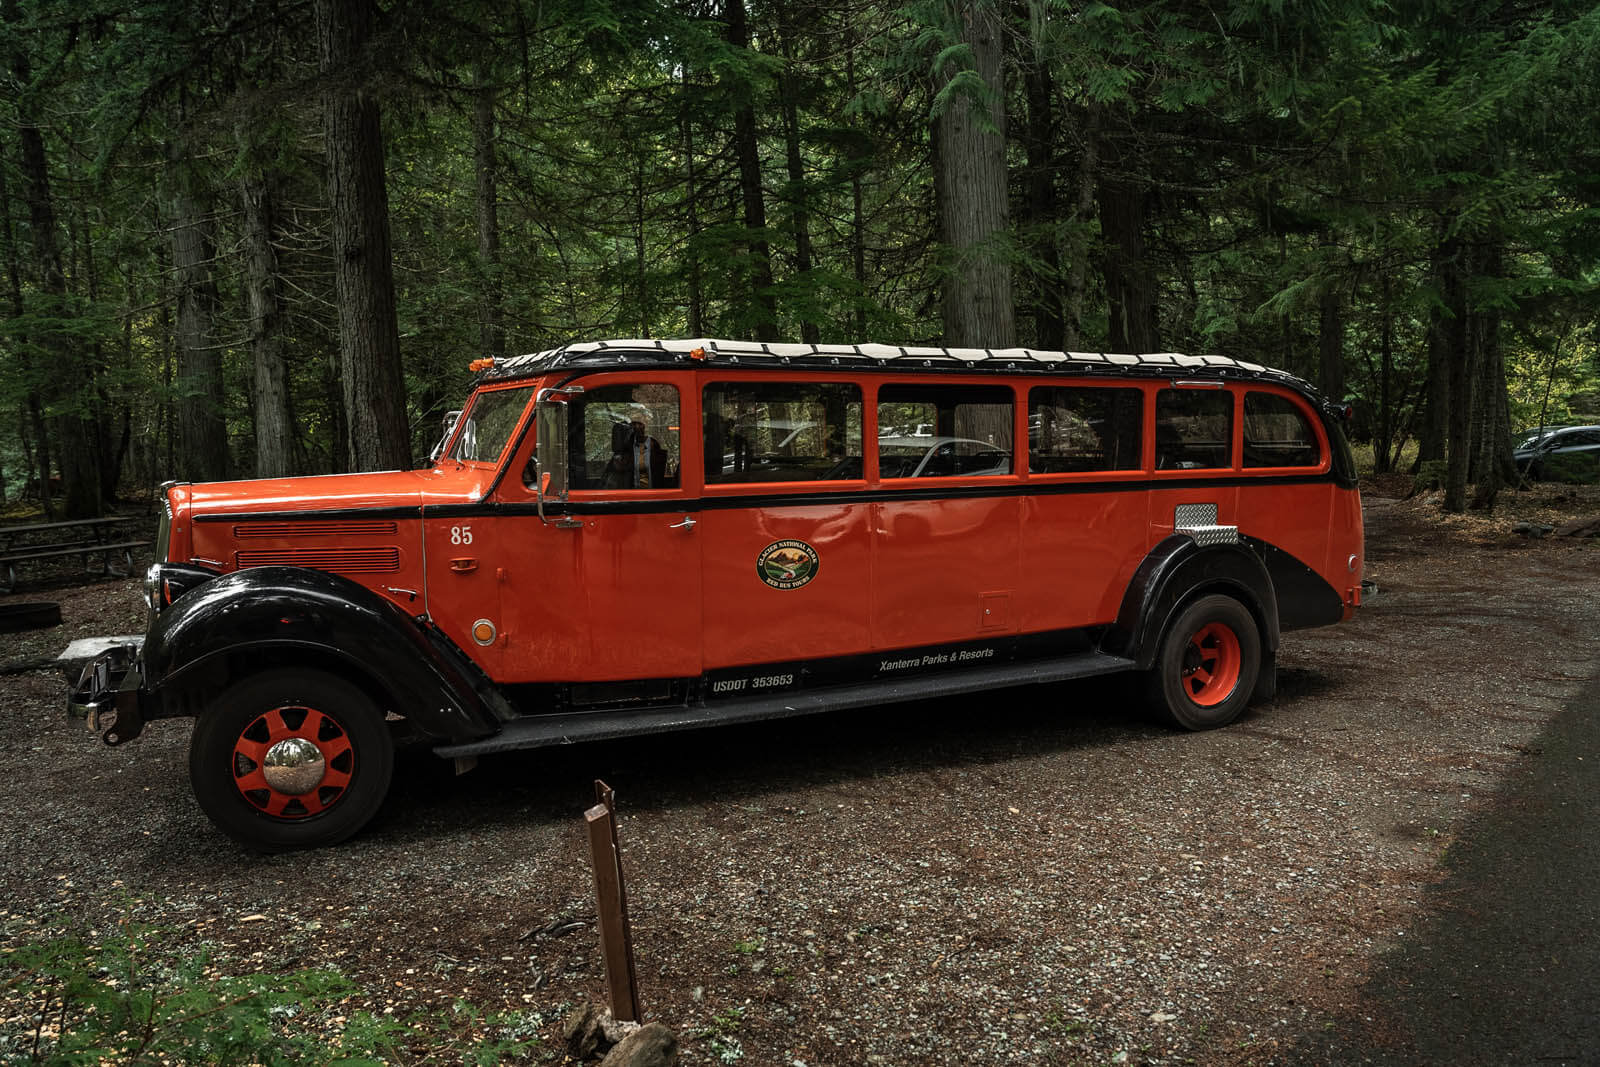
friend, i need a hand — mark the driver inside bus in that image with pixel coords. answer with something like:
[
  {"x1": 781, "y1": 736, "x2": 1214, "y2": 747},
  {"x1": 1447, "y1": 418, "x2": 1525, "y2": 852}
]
[{"x1": 604, "y1": 405, "x2": 672, "y2": 489}]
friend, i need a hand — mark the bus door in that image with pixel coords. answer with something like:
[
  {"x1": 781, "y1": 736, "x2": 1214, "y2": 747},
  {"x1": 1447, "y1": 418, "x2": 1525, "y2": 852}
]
[
  {"x1": 1016, "y1": 383, "x2": 1151, "y2": 630},
  {"x1": 501, "y1": 374, "x2": 702, "y2": 684},
  {"x1": 698, "y1": 378, "x2": 872, "y2": 683},
  {"x1": 871, "y1": 383, "x2": 1021, "y2": 649}
]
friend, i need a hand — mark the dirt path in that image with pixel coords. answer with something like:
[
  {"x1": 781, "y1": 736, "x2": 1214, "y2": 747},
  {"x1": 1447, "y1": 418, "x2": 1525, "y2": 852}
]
[{"x1": 2, "y1": 492, "x2": 1597, "y2": 1065}]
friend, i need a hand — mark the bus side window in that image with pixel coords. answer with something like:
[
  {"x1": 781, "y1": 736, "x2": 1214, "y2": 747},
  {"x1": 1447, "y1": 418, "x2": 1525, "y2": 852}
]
[
  {"x1": 703, "y1": 381, "x2": 863, "y2": 483},
  {"x1": 1155, "y1": 390, "x2": 1233, "y2": 470},
  {"x1": 569, "y1": 383, "x2": 681, "y2": 490},
  {"x1": 1029, "y1": 386, "x2": 1143, "y2": 473},
  {"x1": 877, "y1": 384, "x2": 1013, "y2": 478},
  {"x1": 1243, "y1": 392, "x2": 1321, "y2": 468}
]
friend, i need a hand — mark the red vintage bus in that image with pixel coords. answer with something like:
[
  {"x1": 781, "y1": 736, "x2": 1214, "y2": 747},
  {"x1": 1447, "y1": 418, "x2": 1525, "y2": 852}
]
[{"x1": 73, "y1": 338, "x2": 1363, "y2": 849}]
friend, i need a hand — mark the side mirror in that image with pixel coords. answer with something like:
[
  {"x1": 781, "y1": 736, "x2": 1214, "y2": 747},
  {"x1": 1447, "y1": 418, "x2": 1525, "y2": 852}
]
[{"x1": 428, "y1": 409, "x2": 464, "y2": 465}]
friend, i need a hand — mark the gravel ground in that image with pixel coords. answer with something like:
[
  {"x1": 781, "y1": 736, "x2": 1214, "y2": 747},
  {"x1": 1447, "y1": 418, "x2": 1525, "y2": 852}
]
[{"x1": 1, "y1": 485, "x2": 1597, "y2": 1065}]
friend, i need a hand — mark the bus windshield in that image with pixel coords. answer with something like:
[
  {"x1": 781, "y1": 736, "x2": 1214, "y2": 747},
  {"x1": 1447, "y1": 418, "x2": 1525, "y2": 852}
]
[{"x1": 447, "y1": 386, "x2": 534, "y2": 465}]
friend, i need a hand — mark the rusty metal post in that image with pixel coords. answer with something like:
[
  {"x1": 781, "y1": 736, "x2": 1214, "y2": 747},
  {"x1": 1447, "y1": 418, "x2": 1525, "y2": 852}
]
[{"x1": 585, "y1": 779, "x2": 641, "y2": 1021}]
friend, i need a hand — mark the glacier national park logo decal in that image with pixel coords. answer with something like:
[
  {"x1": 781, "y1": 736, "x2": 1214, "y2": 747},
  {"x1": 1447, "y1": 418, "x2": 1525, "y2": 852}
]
[{"x1": 757, "y1": 539, "x2": 820, "y2": 590}]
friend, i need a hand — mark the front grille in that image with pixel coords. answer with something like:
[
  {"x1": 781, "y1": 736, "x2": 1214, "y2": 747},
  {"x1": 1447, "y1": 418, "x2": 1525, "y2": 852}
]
[{"x1": 234, "y1": 547, "x2": 401, "y2": 573}]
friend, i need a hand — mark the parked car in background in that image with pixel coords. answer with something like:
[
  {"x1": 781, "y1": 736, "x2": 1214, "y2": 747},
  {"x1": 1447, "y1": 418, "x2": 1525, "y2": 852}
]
[{"x1": 1515, "y1": 424, "x2": 1600, "y2": 482}]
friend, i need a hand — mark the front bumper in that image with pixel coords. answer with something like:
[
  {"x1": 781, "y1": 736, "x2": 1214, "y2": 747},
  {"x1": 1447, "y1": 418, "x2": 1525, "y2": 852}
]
[{"x1": 67, "y1": 644, "x2": 146, "y2": 745}]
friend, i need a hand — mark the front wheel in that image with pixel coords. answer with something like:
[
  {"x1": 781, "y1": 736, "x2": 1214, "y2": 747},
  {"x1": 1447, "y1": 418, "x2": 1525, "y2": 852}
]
[
  {"x1": 189, "y1": 669, "x2": 395, "y2": 851},
  {"x1": 1145, "y1": 594, "x2": 1261, "y2": 731}
]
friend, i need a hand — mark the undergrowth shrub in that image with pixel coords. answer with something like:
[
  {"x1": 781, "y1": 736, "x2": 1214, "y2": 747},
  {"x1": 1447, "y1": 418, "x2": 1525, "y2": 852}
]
[{"x1": 0, "y1": 918, "x2": 541, "y2": 1065}]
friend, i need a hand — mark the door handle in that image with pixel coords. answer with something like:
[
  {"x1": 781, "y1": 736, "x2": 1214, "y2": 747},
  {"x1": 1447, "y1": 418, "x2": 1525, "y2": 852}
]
[{"x1": 669, "y1": 516, "x2": 697, "y2": 530}]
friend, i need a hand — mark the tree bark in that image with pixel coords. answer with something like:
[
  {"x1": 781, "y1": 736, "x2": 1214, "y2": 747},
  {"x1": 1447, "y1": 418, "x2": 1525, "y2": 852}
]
[
  {"x1": 1095, "y1": 123, "x2": 1158, "y2": 353},
  {"x1": 936, "y1": 0, "x2": 1013, "y2": 348},
  {"x1": 317, "y1": 0, "x2": 412, "y2": 471},
  {"x1": 1441, "y1": 238, "x2": 1473, "y2": 513},
  {"x1": 473, "y1": 71, "x2": 504, "y2": 359},
  {"x1": 172, "y1": 185, "x2": 229, "y2": 483},
  {"x1": 1415, "y1": 238, "x2": 1451, "y2": 472},
  {"x1": 680, "y1": 67, "x2": 703, "y2": 338},
  {"x1": 845, "y1": 31, "x2": 867, "y2": 339},
  {"x1": 724, "y1": 0, "x2": 778, "y2": 342},
  {"x1": 1023, "y1": 56, "x2": 1062, "y2": 351},
  {"x1": 0, "y1": 130, "x2": 50, "y2": 514},
  {"x1": 1062, "y1": 105, "x2": 1099, "y2": 350},
  {"x1": 779, "y1": 40, "x2": 817, "y2": 344},
  {"x1": 1376, "y1": 273, "x2": 1395, "y2": 474},
  {"x1": 239, "y1": 163, "x2": 292, "y2": 478},
  {"x1": 9, "y1": 5, "x2": 99, "y2": 517}
]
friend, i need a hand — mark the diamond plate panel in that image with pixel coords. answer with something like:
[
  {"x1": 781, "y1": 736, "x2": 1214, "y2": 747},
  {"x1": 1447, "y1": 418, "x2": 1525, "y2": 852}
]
[{"x1": 1174, "y1": 503, "x2": 1218, "y2": 528}]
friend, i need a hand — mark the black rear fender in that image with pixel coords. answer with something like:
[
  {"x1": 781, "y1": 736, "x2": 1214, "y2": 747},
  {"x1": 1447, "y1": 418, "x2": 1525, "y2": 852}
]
[
  {"x1": 1106, "y1": 536, "x2": 1280, "y2": 670},
  {"x1": 142, "y1": 566, "x2": 505, "y2": 743}
]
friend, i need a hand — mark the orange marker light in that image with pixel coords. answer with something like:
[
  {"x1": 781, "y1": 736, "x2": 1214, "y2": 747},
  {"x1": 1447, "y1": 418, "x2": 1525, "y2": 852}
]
[
  {"x1": 689, "y1": 346, "x2": 707, "y2": 361},
  {"x1": 469, "y1": 357, "x2": 496, "y2": 373},
  {"x1": 472, "y1": 620, "x2": 497, "y2": 645}
]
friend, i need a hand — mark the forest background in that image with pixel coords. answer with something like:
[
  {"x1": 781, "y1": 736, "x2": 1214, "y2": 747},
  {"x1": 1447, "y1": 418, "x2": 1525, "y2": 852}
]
[{"x1": 2, "y1": 0, "x2": 1597, "y2": 520}]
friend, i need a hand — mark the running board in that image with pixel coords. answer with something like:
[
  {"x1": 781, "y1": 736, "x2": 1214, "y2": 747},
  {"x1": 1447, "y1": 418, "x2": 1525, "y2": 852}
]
[{"x1": 433, "y1": 650, "x2": 1137, "y2": 758}]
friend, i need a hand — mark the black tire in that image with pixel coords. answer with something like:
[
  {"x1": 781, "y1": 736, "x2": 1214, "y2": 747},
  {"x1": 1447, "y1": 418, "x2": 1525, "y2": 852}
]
[
  {"x1": 189, "y1": 669, "x2": 394, "y2": 851},
  {"x1": 1144, "y1": 594, "x2": 1261, "y2": 731}
]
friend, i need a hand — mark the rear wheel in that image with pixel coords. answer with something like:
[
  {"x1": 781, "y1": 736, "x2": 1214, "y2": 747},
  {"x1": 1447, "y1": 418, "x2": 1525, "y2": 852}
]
[
  {"x1": 189, "y1": 669, "x2": 394, "y2": 851},
  {"x1": 1146, "y1": 594, "x2": 1261, "y2": 730}
]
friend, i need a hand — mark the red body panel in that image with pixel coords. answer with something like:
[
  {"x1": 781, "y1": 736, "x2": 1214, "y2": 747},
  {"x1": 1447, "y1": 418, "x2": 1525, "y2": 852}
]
[
  {"x1": 701, "y1": 499, "x2": 873, "y2": 668},
  {"x1": 161, "y1": 368, "x2": 1362, "y2": 689}
]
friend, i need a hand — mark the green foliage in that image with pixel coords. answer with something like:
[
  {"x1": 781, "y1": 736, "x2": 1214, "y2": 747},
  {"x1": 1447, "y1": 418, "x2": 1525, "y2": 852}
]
[
  {"x1": 2, "y1": 0, "x2": 1598, "y2": 494},
  {"x1": 0, "y1": 918, "x2": 543, "y2": 1065},
  {"x1": 1, "y1": 919, "x2": 402, "y2": 1064}
]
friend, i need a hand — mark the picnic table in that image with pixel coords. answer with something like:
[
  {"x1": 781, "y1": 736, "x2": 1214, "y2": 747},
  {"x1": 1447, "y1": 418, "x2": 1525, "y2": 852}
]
[{"x1": 0, "y1": 514, "x2": 152, "y2": 593}]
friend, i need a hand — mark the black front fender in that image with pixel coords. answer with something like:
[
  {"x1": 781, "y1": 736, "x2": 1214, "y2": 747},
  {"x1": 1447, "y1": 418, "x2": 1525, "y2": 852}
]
[
  {"x1": 142, "y1": 566, "x2": 504, "y2": 743},
  {"x1": 1105, "y1": 536, "x2": 1281, "y2": 670}
]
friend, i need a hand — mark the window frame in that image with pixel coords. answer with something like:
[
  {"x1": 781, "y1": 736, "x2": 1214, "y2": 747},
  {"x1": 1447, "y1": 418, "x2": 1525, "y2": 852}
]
[
  {"x1": 701, "y1": 378, "x2": 867, "y2": 488},
  {"x1": 873, "y1": 380, "x2": 1020, "y2": 485},
  {"x1": 1025, "y1": 383, "x2": 1147, "y2": 478},
  {"x1": 1241, "y1": 389, "x2": 1327, "y2": 472}
]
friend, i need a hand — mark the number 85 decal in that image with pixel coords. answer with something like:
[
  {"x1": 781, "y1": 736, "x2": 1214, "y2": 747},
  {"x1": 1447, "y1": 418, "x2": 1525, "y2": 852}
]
[{"x1": 450, "y1": 525, "x2": 473, "y2": 545}]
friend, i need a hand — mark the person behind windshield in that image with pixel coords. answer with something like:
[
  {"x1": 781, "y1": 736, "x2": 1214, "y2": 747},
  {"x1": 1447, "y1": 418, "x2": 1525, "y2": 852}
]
[{"x1": 604, "y1": 406, "x2": 671, "y2": 489}]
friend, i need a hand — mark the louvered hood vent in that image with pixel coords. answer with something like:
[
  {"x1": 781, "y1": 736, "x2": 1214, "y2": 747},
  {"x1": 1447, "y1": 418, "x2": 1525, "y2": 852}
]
[
  {"x1": 235, "y1": 547, "x2": 401, "y2": 573},
  {"x1": 234, "y1": 520, "x2": 398, "y2": 538}
]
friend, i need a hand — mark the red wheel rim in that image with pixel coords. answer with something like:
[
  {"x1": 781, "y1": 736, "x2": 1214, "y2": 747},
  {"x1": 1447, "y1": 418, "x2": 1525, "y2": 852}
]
[
  {"x1": 230, "y1": 705, "x2": 354, "y2": 819},
  {"x1": 1181, "y1": 622, "x2": 1242, "y2": 707}
]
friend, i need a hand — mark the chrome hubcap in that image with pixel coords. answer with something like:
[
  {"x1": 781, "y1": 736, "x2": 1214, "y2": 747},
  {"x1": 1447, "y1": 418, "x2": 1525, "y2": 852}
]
[{"x1": 261, "y1": 737, "x2": 327, "y2": 795}]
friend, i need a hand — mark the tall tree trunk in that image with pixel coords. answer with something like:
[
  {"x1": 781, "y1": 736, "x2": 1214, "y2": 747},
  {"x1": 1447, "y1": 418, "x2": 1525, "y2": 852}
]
[
  {"x1": 680, "y1": 68, "x2": 703, "y2": 338},
  {"x1": 1062, "y1": 105, "x2": 1099, "y2": 350},
  {"x1": 1318, "y1": 288, "x2": 1344, "y2": 402},
  {"x1": 1023, "y1": 57, "x2": 1062, "y2": 350},
  {"x1": 1415, "y1": 239, "x2": 1451, "y2": 473},
  {"x1": 239, "y1": 162, "x2": 292, "y2": 478},
  {"x1": 633, "y1": 157, "x2": 649, "y2": 336},
  {"x1": 845, "y1": 31, "x2": 867, "y2": 339},
  {"x1": 936, "y1": 0, "x2": 1013, "y2": 348},
  {"x1": 317, "y1": 0, "x2": 412, "y2": 471},
  {"x1": 9, "y1": 6, "x2": 99, "y2": 516},
  {"x1": 172, "y1": 185, "x2": 229, "y2": 483},
  {"x1": 79, "y1": 206, "x2": 121, "y2": 504},
  {"x1": 1441, "y1": 238, "x2": 1473, "y2": 513},
  {"x1": 779, "y1": 44, "x2": 817, "y2": 344},
  {"x1": 1376, "y1": 274, "x2": 1395, "y2": 474},
  {"x1": 0, "y1": 132, "x2": 50, "y2": 514},
  {"x1": 724, "y1": 0, "x2": 778, "y2": 342},
  {"x1": 473, "y1": 71, "x2": 504, "y2": 359},
  {"x1": 1095, "y1": 123, "x2": 1157, "y2": 353},
  {"x1": 1470, "y1": 242, "x2": 1511, "y2": 508}
]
